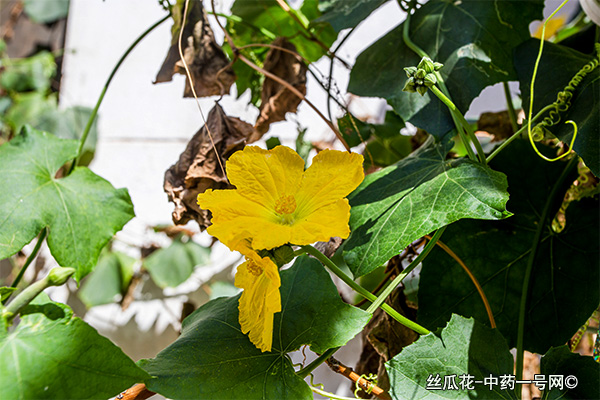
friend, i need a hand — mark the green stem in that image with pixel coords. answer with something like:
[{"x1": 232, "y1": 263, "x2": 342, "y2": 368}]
[
  {"x1": 68, "y1": 14, "x2": 170, "y2": 173},
  {"x1": 366, "y1": 227, "x2": 446, "y2": 314},
  {"x1": 10, "y1": 228, "x2": 47, "y2": 290},
  {"x1": 296, "y1": 347, "x2": 339, "y2": 378},
  {"x1": 486, "y1": 104, "x2": 555, "y2": 163},
  {"x1": 299, "y1": 245, "x2": 430, "y2": 335},
  {"x1": 515, "y1": 156, "x2": 577, "y2": 392},
  {"x1": 310, "y1": 385, "x2": 357, "y2": 400},
  {"x1": 403, "y1": 14, "x2": 486, "y2": 165},
  {"x1": 2, "y1": 267, "x2": 75, "y2": 323},
  {"x1": 430, "y1": 86, "x2": 486, "y2": 164},
  {"x1": 503, "y1": 82, "x2": 519, "y2": 133}
]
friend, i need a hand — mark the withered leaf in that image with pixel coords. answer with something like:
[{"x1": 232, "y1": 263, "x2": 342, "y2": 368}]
[
  {"x1": 155, "y1": 0, "x2": 235, "y2": 98},
  {"x1": 164, "y1": 104, "x2": 253, "y2": 229},
  {"x1": 252, "y1": 37, "x2": 308, "y2": 141}
]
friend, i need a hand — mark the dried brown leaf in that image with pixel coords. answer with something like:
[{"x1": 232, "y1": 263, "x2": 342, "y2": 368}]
[
  {"x1": 252, "y1": 38, "x2": 307, "y2": 141},
  {"x1": 155, "y1": 1, "x2": 235, "y2": 97},
  {"x1": 164, "y1": 104, "x2": 254, "y2": 229}
]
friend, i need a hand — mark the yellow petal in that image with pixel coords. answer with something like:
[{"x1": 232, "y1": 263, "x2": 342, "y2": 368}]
[
  {"x1": 295, "y1": 150, "x2": 364, "y2": 216},
  {"x1": 235, "y1": 253, "x2": 281, "y2": 352},
  {"x1": 291, "y1": 199, "x2": 352, "y2": 245},
  {"x1": 197, "y1": 188, "x2": 269, "y2": 250},
  {"x1": 226, "y1": 146, "x2": 305, "y2": 207}
]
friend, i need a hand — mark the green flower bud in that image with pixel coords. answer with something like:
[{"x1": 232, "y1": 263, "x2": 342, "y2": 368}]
[
  {"x1": 415, "y1": 69, "x2": 427, "y2": 79},
  {"x1": 403, "y1": 77, "x2": 416, "y2": 93},
  {"x1": 424, "y1": 73, "x2": 437, "y2": 87},
  {"x1": 433, "y1": 61, "x2": 444, "y2": 71},
  {"x1": 417, "y1": 57, "x2": 436, "y2": 73},
  {"x1": 416, "y1": 85, "x2": 428, "y2": 96},
  {"x1": 404, "y1": 66, "x2": 417, "y2": 77},
  {"x1": 47, "y1": 267, "x2": 76, "y2": 286}
]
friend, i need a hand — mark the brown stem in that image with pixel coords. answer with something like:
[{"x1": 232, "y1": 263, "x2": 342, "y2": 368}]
[
  {"x1": 237, "y1": 53, "x2": 350, "y2": 151},
  {"x1": 426, "y1": 236, "x2": 497, "y2": 329},
  {"x1": 117, "y1": 384, "x2": 155, "y2": 400},
  {"x1": 212, "y1": 0, "x2": 350, "y2": 151},
  {"x1": 325, "y1": 356, "x2": 392, "y2": 400}
]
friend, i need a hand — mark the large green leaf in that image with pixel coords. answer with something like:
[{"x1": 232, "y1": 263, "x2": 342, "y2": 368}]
[
  {"x1": 348, "y1": 0, "x2": 543, "y2": 137},
  {"x1": 0, "y1": 127, "x2": 134, "y2": 282},
  {"x1": 418, "y1": 140, "x2": 598, "y2": 354},
  {"x1": 144, "y1": 237, "x2": 210, "y2": 288},
  {"x1": 314, "y1": 0, "x2": 389, "y2": 32},
  {"x1": 515, "y1": 40, "x2": 600, "y2": 177},
  {"x1": 343, "y1": 138, "x2": 510, "y2": 277},
  {"x1": 79, "y1": 251, "x2": 135, "y2": 307},
  {"x1": 386, "y1": 314, "x2": 517, "y2": 400},
  {"x1": 139, "y1": 256, "x2": 370, "y2": 399},
  {"x1": 0, "y1": 294, "x2": 149, "y2": 399},
  {"x1": 540, "y1": 346, "x2": 599, "y2": 400}
]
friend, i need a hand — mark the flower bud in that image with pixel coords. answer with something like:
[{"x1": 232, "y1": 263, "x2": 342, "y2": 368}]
[
  {"x1": 47, "y1": 267, "x2": 76, "y2": 286},
  {"x1": 417, "y1": 57, "x2": 436, "y2": 73}
]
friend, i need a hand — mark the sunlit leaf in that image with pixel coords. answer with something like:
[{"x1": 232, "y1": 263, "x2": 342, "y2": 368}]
[
  {"x1": 343, "y1": 137, "x2": 511, "y2": 277},
  {"x1": 0, "y1": 127, "x2": 134, "y2": 282},
  {"x1": 0, "y1": 294, "x2": 149, "y2": 399},
  {"x1": 139, "y1": 256, "x2": 370, "y2": 399},
  {"x1": 387, "y1": 314, "x2": 517, "y2": 400}
]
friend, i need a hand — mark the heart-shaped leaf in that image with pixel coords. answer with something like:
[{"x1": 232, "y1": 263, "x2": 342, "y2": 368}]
[
  {"x1": 387, "y1": 314, "x2": 517, "y2": 400},
  {"x1": 139, "y1": 255, "x2": 370, "y2": 399},
  {"x1": 0, "y1": 294, "x2": 149, "y2": 399},
  {"x1": 343, "y1": 137, "x2": 511, "y2": 277},
  {"x1": 0, "y1": 127, "x2": 134, "y2": 282},
  {"x1": 418, "y1": 140, "x2": 599, "y2": 354}
]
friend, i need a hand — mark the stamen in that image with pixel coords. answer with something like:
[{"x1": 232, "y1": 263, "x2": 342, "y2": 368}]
[
  {"x1": 274, "y1": 195, "x2": 297, "y2": 215},
  {"x1": 246, "y1": 260, "x2": 264, "y2": 277}
]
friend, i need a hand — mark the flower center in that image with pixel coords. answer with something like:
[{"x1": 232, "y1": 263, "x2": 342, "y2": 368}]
[
  {"x1": 274, "y1": 195, "x2": 297, "y2": 215},
  {"x1": 246, "y1": 259, "x2": 264, "y2": 277}
]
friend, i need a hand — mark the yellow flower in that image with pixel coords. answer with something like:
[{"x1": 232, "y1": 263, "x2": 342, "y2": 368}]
[
  {"x1": 234, "y1": 251, "x2": 281, "y2": 352},
  {"x1": 197, "y1": 145, "x2": 364, "y2": 251}
]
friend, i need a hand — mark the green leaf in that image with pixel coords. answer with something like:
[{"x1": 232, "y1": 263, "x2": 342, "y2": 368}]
[
  {"x1": 227, "y1": 0, "x2": 337, "y2": 102},
  {"x1": 0, "y1": 127, "x2": 134, "y2": 282},
  {"x1": 0, "y1": 287, "x2": 16, "y2": 303},
  {"x1": 4, "y1": 92, "x2": 57, "y2": 134},
  {"x1": 418, "y1": 140, "x2": 598, "y2": 354},
  {"x1": 540, "y1": 346, "x2": 599, "y2": 400},
  {"x1": 208, "y1": 281, "x2": 240, "y2": 300},
  {"x1": 144, "y1": 237, "x2": 210, "y2": 288},
  {"x1": 0, "y1": 51, "x2": 56, "y2": 93},
  {"x1": 35, "y1": 106, "x2": 98, "y2": 166},
  {"x1": 23, "y1": 0, "x2": 70, "y2": 24},
  {"x1": 139, "y1": 256, "x2": 370, "y2": 399},
  {"x1": 386, "y1": 314, "x2": 517, "y2": 400},
  {"x1": 266, "y1": 136, "x2": 282, "y2": 149},
  {"x1": 348, "y1": 0, "x2": 543, "y2": 137},
  {"x1": 314, "y1": 0, "x2": 389, "y2": 32},
  {"x1": 0, "y1": 294, "x2": 149, "y2": 399},
  {"x1": 343, "y1": 137, "x2": 511, "y2": 277},
  {"x1": 515, "y1": 40, "x2": 600, "y2": 176},
  {"x1": 79, "y1": 251, "x2": 136, "y2": 307}
]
